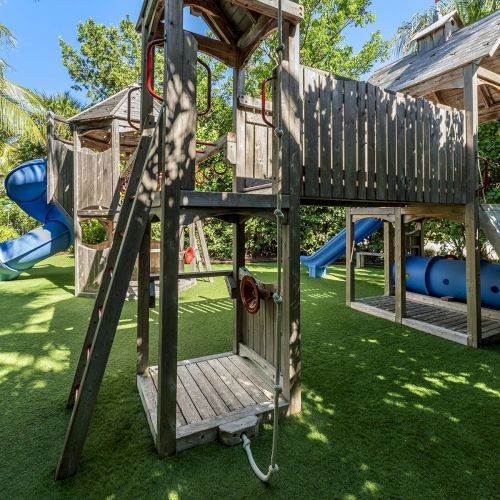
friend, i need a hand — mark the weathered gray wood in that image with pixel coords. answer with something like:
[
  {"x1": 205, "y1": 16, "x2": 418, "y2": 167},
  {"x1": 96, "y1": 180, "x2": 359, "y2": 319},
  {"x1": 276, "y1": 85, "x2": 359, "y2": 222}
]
[
  {"x1": 423, "y1": 100, "x2": 431, "y2": 203},
  {"x1": 282, "y1": 22, "x2": 301, "y2": 415},
  {"x1": 375, "y1": 88, "x2": 387, "y2": 200},
  {"x1": 366, "y1": 83, "x2": 376, "y2": 200},
  {"x1": 386, "y1": 93, "x2": 397, "y2": 201},
  {"x1": 394, "y1": 209, "x2": 406, "y2": 322},
  {"x1": 464, "y1": 63, "x2": 482, "y2": 348},
  {"x1": 177, "y1": 365, "x2": 215, "y2": 420},
  {"x1": 332, "y1": 78, "x2": 344, "y2": 199},
  {"x1": 384, "y1": 222, "x2": 395, "y2": 296},
  {"x1": 406, "y1": 97, "x2": 416, "y2": 203},
  {"x1": 320, "y1": 74, "x2": 332, "y2": 198},
  {"x1": 344, "y1": 80, "x2": 357, "y2": 199},
  {"x1": 198, "y1": 360, "x2": 243, "y2": 411},
  {"x1": 415, "y1": 98, "x2": 424, "y2": 202},
  {"x1": 219, "y1": 356, "x2": 268, "y2": 403},
  {"x1": 156, "y1": 22, "x2": 197, "y2": 457},
  {"x1": 357, "y1": 81, "x2": 367, "y2": 200},
  {"x1": 185, "y1": 363, "x2": 229, "y2": 415},
  {"x1": 233, "y1": 220, "x2": 246, "y2": 353},
  {"x1": 137, "y1": 222, "x2": 151, "y2": 375},
  {"x1": 207, "y1": 359, "x2": 255, "y2": 407},
  {"x1": 55, "y1": 113, "x2": 161, "y2": 480},
  {"x1": 345, "y1": 208, "x2": 355, "y2": 306},
  {"x1": 304, "y1": 68, "x2": 319, "y2": 197}
]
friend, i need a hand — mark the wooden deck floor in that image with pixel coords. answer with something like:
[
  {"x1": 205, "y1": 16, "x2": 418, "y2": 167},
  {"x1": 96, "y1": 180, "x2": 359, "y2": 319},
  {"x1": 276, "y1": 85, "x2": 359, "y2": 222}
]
[
  {"x1": 352, "y1": 295, "x2": 500, "y2": 345},
  {"x1": 137, "y1": 352, "x2": 287, "y2": 453}
]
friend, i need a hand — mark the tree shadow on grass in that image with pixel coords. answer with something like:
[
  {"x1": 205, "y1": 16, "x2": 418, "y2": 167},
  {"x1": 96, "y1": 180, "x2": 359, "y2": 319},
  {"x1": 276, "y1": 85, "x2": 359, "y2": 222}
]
[{"x1": 0, "y1": 258, "x2": 499, "y2": 499}]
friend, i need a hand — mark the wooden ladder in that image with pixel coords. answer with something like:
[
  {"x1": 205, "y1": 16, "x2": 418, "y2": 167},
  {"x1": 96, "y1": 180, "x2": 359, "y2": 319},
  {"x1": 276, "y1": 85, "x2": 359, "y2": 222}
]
[{"x1": 55, "y1": 112, "x2": 162, "y2": 480}]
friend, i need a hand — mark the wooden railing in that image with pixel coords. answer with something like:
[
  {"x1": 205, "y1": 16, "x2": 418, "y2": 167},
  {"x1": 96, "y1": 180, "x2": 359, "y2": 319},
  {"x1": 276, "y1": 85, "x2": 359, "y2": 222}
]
[{"x1": 300, "y1": 67, "x2": 467, "y2": 204}]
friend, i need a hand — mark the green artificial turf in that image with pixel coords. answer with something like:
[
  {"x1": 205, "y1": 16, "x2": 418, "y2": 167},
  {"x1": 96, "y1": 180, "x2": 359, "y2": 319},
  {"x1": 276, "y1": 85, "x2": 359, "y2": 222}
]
[{"x1": 0, "y1": 254, "x2": 499, "y2": 499}]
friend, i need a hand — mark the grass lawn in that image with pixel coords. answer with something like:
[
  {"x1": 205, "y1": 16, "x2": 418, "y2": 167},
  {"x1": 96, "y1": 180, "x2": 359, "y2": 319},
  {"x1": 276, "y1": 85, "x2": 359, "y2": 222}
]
[{"x1": 0, "y1": 254, "x2": 499, "y2": 499}]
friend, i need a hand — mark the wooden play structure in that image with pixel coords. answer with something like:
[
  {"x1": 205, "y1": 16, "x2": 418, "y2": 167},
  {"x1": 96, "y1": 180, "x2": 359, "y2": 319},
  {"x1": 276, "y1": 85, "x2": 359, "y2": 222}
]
[
  {"x1": 53, "y1": 1, "x2": 499, "y2": 479},
  {"x1": 47, "y1": 85, "x2": 212, "y2": 296}
]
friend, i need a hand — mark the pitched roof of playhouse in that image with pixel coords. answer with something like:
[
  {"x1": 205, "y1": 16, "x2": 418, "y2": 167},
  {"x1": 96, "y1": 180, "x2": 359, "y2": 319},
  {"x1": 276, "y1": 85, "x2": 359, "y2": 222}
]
[
  {"x1": 69, "y1": 84, "x2": 159, "y2": 125},
  {"x1": 369, "y1": 10, "x2": 500, "y2": 93}
]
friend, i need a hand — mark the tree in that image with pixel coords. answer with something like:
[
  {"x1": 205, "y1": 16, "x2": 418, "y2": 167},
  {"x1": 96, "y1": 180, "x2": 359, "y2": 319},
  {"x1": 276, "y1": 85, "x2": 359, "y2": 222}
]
[
  {"x1": 394, "y1": 0, "x2": 499, "y2": 57},
  {"x1": 60, "y1": 16, "x2": 142, "y2": 103},
  {"x1": 0, "y1": 23, "x2": 45, "y2": 174},
  {"x1": 246, "y1": 0, "x2": 389, "y2": 95}
]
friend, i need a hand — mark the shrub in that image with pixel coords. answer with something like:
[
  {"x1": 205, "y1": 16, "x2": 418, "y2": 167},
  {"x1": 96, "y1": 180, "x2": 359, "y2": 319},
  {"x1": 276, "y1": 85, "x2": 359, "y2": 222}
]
[{"x1": 0, "y1": 225, "x2": 19, "y2": 243}]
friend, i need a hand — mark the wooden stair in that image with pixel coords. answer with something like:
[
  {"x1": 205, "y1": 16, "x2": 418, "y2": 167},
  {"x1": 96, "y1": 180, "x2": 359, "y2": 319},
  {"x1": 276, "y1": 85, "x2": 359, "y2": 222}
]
[{"x1": 55, "y1": 111, "x2": 162, "y2": 480}]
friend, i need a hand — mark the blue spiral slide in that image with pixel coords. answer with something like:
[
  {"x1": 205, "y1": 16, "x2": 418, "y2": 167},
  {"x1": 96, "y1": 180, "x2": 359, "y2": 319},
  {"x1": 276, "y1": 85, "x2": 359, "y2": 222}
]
[
  {"x1": 0, "y1": 159, "x2": 74, "y2": 281},
  {"x1": 301, "y1": 218, "x2": 383, "y2": 278}
]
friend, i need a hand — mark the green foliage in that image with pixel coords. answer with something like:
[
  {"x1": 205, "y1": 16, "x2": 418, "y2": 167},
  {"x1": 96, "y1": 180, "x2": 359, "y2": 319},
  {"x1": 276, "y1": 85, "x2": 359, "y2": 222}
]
[
  {"x1": 480, "y1": 120, "x2": 500, "y2": 203},
  {"x1": 60, "y1": 17, "x2": 142, "y2": 103},
  {"x1": 0, "y1": 224, "x2": 18, "y2": 242},
  {"x1": 394, "y1": 0, "x2": 499, "y2": 56},
  {"x1": 0, "y1": 187, "x2": 39, "y2": 236},
  {"x1": 81, "y1": 219, "x2": 107, "y2": 245}
]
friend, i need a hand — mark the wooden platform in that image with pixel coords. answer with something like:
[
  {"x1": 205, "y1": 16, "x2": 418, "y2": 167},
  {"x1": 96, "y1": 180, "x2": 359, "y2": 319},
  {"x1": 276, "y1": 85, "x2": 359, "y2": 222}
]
[
  {"x1": 352, "y1": 294, "x2": 500, "y2": 345},
  {"x1": 137, "y1": 352, "x2": 288, "y2": 453}
]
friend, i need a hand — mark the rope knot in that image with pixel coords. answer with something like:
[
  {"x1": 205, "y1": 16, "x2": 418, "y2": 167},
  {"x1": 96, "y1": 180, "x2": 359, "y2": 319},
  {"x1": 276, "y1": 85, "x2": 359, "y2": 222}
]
[{"x1": 273, "y1": 292, "x2": 283, "y2": 305}]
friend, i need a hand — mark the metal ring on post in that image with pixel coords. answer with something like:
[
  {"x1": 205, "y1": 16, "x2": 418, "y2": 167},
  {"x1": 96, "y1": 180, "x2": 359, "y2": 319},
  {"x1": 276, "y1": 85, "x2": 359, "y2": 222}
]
[
  {"x1": 146, "y1": 38, "x2": 165, "y2": 101},
  {"x1": 240, "y1": 275, "x2": 261, "y2": 315}
]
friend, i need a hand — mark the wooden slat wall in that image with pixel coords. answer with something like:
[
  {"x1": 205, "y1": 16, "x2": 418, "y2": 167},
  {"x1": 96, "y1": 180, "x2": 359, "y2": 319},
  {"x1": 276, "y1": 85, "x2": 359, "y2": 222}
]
[
  {"x1": 241, "y1": 295, "x2": 275, "y2": 366},
  {"x1": 47, "y1": 138, "x2": 74, "y2": 217},
  {"x1": 75, "y1": 147, "x2": 119, "y2": 294},
  {"x1": 300, "y1": 67, "x2": 467, "y2": 204}
]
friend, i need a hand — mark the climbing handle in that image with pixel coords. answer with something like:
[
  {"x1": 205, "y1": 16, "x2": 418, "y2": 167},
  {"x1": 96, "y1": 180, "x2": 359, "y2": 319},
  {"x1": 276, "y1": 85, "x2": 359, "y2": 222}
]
[
  {"x1": 127, "y1": 86, "x2": 141, "y2": 130},
  {"x1": 146, "y1": 38, "x2": 165, "y2": 101},
  {"x1": 261, "y1": 74, "x2": 275, "y2": 128},
  {"x1": 197, "y1": 58, "x2": 212, "y2": 116}
]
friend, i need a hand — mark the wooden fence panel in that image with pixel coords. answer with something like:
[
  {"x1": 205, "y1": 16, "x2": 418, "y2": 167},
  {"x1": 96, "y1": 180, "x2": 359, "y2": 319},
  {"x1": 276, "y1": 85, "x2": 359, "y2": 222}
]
[{"x1": 295, "y1": 68, "x2": 467, "y2": 205}]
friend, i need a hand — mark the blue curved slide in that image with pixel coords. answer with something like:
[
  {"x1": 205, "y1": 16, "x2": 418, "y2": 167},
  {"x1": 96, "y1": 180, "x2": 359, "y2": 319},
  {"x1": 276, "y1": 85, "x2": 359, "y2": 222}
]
[
  {"x1": 301, "y1": 218, "x2": 383, "y2": 278},
  {"x1": 0, "y1": 159, "x2": 73, "y2": 281}
]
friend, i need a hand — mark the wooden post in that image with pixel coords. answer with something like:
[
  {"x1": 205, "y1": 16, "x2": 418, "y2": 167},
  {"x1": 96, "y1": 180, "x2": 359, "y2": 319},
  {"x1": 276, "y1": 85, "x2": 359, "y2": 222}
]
[
  {"x1": 233, "y1": 219, "x2": 246, "y2": 353},
  {"x1": 137, "y1": 221, "x2": 151, "y2": 375},
  {"x1": 156, "y1": 1, "x2": 197, "y2": 456},
  {"x1": 395, "y1": 209, "x2": 406, "y2": 323},
  {"x1": 73, "y1": 131, "x2": 82, "y2": 297},
  {"x1": 281, "y1": 21, "x2": 301, "y2": 415},
  {"x1": 384, "y1": 221, "x2": 395, "y2": 296},
  {"x1": 233, "y1": 68, "x2": 246, "y2": 193},
  {"x1": 464, "y1": 63, "x2": 481, "y2": 347},
  {"x1": 346, "y1": 209, "x2": 355, "y2": 306}
]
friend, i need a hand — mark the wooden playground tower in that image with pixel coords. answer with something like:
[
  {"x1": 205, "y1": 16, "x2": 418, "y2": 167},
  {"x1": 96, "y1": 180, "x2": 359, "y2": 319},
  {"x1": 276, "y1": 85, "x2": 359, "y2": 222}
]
[{"x1": 54, "y1": 1, "x2": 499, "y2": 479}]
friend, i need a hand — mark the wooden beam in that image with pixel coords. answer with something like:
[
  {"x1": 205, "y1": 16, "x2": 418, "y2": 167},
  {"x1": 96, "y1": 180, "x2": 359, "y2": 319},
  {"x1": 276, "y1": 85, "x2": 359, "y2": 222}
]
[
  {"x1": 394, "y1": 209, "x2": 406, "y2": 323},
  {"x1": 238, "y1": 15, "x2": 277, "y2": 67},
  {"x1": 233, "y1": 220, "x2": 246, "y2": 353},
  {"x1": 384, "y1": 222, "x2": 395, "y2": 296},
  {"x1": 230, "y1": 0, "x2": 304, "y2": 24},
  {"x1": 137, "y1": 222, "x2": 151, "y2": 375},
  {"x1": 346, "y1": 209, "x2": 355, "y2": 306},
  {"x1": 156, "y1": 6, "x2": 196, "y2": 457},
  {"x1": 281, "y1": 22, "x2": 301, "y2": 416},
  {"x1": 185, "y1": 0, "x2": 239, "y2": 44},
  {"x1": 464, "y1": 63, "x2": 482, "y2": 348},
  {"x1": 189, "y1": 32, "x2": 238, "y2": 68},
  {"x1": 477, "y1": 66, "x2": 500, "y2": 87}
]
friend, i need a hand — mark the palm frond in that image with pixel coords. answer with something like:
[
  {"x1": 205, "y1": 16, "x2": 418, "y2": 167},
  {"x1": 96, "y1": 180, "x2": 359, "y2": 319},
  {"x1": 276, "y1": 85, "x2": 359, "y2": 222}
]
[{"x1": 0, "y1": 94, "x2": 45, "y2": 144}]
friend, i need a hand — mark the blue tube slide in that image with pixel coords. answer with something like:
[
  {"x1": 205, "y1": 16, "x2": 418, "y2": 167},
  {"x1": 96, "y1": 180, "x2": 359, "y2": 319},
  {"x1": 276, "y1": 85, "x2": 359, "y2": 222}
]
[
  {"x1": 0, "y1": 159, "x2": 74, "y2": 281},
  {"x1": 398, "y1": 256, "x2": 500, "y2": 310},
  {"x1": 301, "y1": 218, "x2": 383, "y2": 278}
]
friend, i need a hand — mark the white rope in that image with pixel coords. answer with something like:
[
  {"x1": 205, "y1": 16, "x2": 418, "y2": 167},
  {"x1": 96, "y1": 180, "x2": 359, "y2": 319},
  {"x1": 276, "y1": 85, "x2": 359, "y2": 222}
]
[{"x1": 243, "y1": 0, "x2": 285, "y2": 483}]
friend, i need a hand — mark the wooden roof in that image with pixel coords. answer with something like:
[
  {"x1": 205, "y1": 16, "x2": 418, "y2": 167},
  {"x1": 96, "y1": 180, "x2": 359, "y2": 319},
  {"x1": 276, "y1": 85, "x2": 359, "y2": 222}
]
[
  {"x1": 136, "y1": 0, "x2": 303, "y2": 68},
  {"x1": 369, "y1": 10, "x2": 500, "y2": 123},
  {"x1": 69, "y1": 84, "x2": 142, "y2": 126},
  {"x1": 409, "y1": 10, "x2": 463, "y2": 43},
  {"x1": 70, "y1": 85, "x2": 161, "y2": 155},
  {"x1": 370, "y1": 10, "x2": 500, "y2": 93}
]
